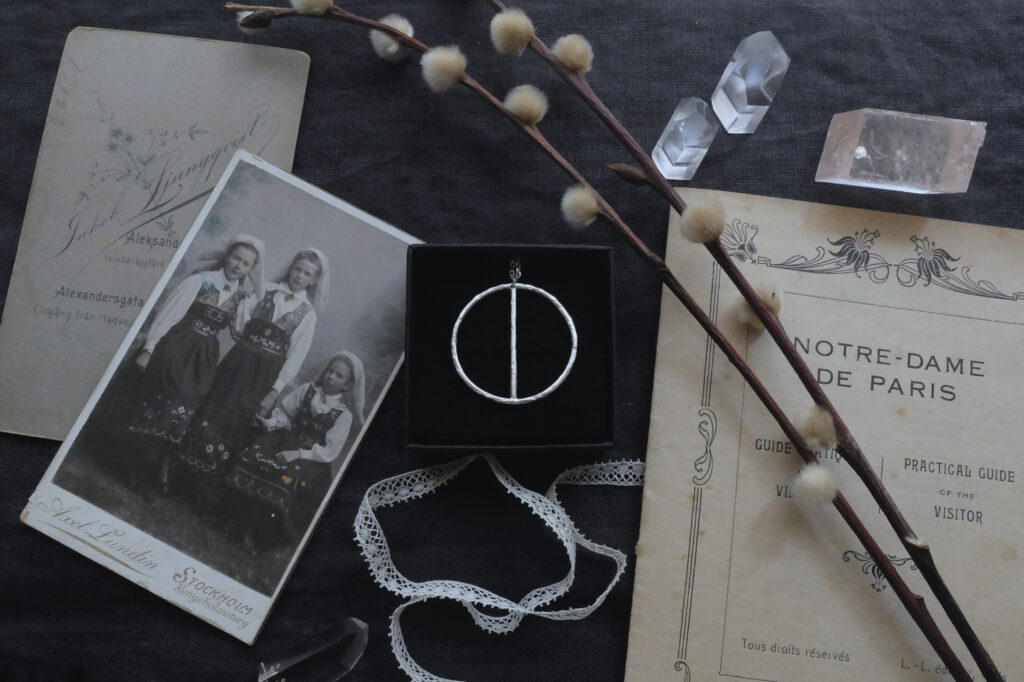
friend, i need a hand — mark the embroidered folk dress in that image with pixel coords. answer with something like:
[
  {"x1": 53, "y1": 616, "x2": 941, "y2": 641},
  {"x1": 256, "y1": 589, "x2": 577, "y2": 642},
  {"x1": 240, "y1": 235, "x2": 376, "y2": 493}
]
[
  {"x1": 186, "y1": 283, "x2": 316, "y2": 473},
  {"x1": 129, "y1": 270, "x2": 246, "y2": 443},
  {"x1": 227, "y1": 382, "x2": 353, "y2": 515}
]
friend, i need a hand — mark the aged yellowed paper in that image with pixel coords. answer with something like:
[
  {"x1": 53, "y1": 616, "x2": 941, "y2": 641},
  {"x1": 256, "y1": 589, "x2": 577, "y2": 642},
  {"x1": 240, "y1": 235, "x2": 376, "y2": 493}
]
[
  {"x1": 625, "y1": 189, "x2": 1022, "y2": 680},
  {"x1": 0, "y1": 28, "x2": 308, "y2": 439}
]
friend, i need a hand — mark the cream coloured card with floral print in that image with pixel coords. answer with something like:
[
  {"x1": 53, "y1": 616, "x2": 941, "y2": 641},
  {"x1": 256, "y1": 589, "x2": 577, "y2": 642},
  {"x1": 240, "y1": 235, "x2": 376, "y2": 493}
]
[
  {"x1": 0, "y1": 28, "x2": 308, "y2": 439},
  {"x1": 626, "y1": 189, "x2": 1022, "y2": 680}
]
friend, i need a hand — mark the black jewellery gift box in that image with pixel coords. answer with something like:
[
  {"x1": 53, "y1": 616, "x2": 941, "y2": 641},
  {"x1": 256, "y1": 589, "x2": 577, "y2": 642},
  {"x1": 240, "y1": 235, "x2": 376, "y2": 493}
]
[{"x1": 406, "y1": 244, "x2": 615, "y2": 451}]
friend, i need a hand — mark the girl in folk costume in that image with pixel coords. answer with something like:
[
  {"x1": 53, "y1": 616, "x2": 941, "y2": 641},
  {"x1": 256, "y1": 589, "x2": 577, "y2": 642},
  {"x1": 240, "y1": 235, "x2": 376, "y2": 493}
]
[
  {"x1": 187, "y1": 247, "x2": 328, "y2": 473},
  {"x1": 253, "y1": 351, "x2": 366, "y2": 468},
  {"x1": 226, "y1": 351, "x2": 366, "y2": 533},
  {"x1": 129, "y1": 234, "x2": 265, "y2": 443}
]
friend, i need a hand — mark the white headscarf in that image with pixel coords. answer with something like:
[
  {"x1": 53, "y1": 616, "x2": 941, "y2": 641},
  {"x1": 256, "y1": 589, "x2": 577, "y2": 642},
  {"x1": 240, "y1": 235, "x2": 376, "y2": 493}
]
[
  {"x1": 226, "y1": 233, "x2": 266, "y2": 297},
  {"x1": 278, "y1": 247, "x2": 330, "y2": 312},
  {"x1": 194, "y1": 233, "x2": 266, "y2": 297},
  {"x1": 321, "y1": 350, "x2": 366, "y2": 426}
]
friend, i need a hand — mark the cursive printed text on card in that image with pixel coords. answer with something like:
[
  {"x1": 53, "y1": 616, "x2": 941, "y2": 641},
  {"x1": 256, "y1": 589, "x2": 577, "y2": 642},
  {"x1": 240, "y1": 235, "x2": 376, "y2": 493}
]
[
  {"x1": 52, "y1": 104, "x2": 282, "y2": 259},
  {"x1": 34, "y1": 497, "x2": 160, "y2": 577}
]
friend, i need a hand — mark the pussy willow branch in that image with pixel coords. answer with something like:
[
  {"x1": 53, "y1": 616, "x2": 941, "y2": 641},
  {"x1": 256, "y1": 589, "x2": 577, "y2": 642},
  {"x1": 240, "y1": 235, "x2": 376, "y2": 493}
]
[
  {"x1": 481, "y1": 1, "x2": 1001, "y2": 678},
  {"x1": 225, "y1": 4, "x2": 977, "y2": 679}
]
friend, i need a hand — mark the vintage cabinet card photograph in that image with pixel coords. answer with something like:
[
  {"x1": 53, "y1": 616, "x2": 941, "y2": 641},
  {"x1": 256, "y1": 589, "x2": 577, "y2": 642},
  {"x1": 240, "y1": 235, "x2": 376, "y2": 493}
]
[
  {"x1": 21, "y1": 151, "x2": 418, "y2": 643},
  {"x1": 0, "y1": 28, "x2": 309, "y2": 440}
]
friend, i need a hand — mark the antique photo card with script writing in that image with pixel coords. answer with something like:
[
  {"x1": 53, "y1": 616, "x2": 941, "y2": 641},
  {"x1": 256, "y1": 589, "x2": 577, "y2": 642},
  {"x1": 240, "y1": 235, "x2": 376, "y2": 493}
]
[
  {"x1": 21, "y1": 151, "x2": 419, "y2": 643},
  {"x1": 0, "y1": 28, "x2": 309, "y2": 440},
  {"x1": 625, "y1": 189, "x2": 1023, "y2": 680}
]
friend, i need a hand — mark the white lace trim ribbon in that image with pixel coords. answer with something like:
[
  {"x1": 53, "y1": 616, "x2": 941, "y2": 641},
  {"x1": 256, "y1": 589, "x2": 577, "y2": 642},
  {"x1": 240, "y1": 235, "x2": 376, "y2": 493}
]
[{"x1": 353, "y1": 454, "x2": 645, "y2": 681}]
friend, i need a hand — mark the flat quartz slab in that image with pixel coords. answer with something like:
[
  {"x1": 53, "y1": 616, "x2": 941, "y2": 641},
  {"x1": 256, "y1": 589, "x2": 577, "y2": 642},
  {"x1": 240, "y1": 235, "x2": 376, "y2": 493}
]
[{"x1": 815, "y1": 109, "x2": 986, "y2": 194}]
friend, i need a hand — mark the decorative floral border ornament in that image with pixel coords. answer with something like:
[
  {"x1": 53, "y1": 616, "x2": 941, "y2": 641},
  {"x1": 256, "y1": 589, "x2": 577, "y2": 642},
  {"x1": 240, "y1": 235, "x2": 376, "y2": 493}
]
[
  {"x1": 843, "y1": 550, "x2": 918, "y2": 592},
  {"x1": 721, "y1": 220, "x2": 1019, "y2": 301}
]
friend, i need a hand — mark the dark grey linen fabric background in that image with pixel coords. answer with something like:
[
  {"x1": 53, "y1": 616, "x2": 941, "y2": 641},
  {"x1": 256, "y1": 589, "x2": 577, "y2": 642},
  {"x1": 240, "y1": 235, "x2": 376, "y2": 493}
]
[{"x1": 1, "y1": 1, "x2": 1022, "y2": 680}]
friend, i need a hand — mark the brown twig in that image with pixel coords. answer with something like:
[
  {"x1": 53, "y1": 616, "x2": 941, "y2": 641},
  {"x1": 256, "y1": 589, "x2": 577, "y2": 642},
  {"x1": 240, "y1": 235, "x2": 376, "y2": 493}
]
[
  {"x1": 480, "y1": 1, "x2": 1001, "y2": 678},
  {"x1": 225, "y1": 4, "x2": 984, "y2": 679}
]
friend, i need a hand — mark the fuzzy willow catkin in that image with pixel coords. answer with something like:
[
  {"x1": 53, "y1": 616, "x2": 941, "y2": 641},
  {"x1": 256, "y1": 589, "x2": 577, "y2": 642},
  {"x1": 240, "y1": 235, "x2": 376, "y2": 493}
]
[
  {"x1": 422, "y1": 46, "x2": 467, "y2": 93},
  {"x1": 290, "y1": 0, "x2": 332, "y2": 15},
  {"x1": 370, "y1": 14, "x2": 413, "y2": 62},
  {"x1": 504, "y1": 85, "x2": 548, "y2": 125},
  {"x1": 552, "y1": 34, "x2": 593, "y2": 73},
  {"x1": 490, "y1": 9, "x2": 535, "y2": 55},
  {"x1": 560, "y1": 186, "x2": 600, "y2": 228}
]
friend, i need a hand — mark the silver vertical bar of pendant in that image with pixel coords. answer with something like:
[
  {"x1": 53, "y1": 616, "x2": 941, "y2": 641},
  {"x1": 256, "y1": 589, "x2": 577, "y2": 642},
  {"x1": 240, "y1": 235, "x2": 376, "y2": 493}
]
[{"x1": 510, "y1": 282, "x2": 518, "y2": 399}]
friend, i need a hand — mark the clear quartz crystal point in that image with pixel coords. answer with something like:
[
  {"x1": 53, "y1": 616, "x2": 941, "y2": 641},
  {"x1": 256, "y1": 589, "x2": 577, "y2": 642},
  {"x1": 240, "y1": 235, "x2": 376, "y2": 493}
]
[
  {"x1": 257, "y1": 617, "x2": 369, "y2": 682},
  {"x1": 815, "y1": 109, "x2": 987, "y2": 194},
  {"x1": 712, "y1": 31, "x2": 790, "y2": 134},
  {"x1": 652, "y1": 97, "x2": 719, "y2": 181}
]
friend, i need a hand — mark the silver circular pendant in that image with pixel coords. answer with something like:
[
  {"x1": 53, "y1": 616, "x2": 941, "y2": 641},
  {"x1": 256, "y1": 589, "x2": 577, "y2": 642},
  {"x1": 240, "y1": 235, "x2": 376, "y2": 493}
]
[{"x1": 451, "y1": 260, "x2": 578, "y2": 405}]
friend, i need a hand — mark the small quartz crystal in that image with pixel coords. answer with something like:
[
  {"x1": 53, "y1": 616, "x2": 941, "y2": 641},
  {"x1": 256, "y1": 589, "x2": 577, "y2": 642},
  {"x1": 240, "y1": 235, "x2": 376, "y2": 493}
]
[
  {"x1": 815, "y1": 109, "x2": 986, "y2": 194},
  {"x1": 652, "y1": 97, "x2": 719, "y2": 181},
  {"x1": 258, "y1": 617, "x2": 369, "y2": 682},
  {"x1": 711, "y1": 31, "x2": 790, "y2": 134}
]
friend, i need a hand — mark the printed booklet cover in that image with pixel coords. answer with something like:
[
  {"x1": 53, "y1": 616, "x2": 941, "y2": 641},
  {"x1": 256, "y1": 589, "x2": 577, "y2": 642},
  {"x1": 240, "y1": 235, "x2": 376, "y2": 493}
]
[
  {"x1": 21, "y1": 151, "x2": 419, "y2": 643},
  {"x1": 624, "y1": 189, "x2": 1023, "y2": 680}
]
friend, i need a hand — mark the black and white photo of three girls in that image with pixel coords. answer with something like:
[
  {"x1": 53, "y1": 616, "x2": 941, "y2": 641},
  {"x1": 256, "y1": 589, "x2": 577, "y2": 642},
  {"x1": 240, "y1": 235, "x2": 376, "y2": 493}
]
[
  {"x1": 52, "y1": 156, "x2": 415, "y2": 585},
  {"x1": 131, "y1": 239, "x2": 358, "y2": 538}
]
